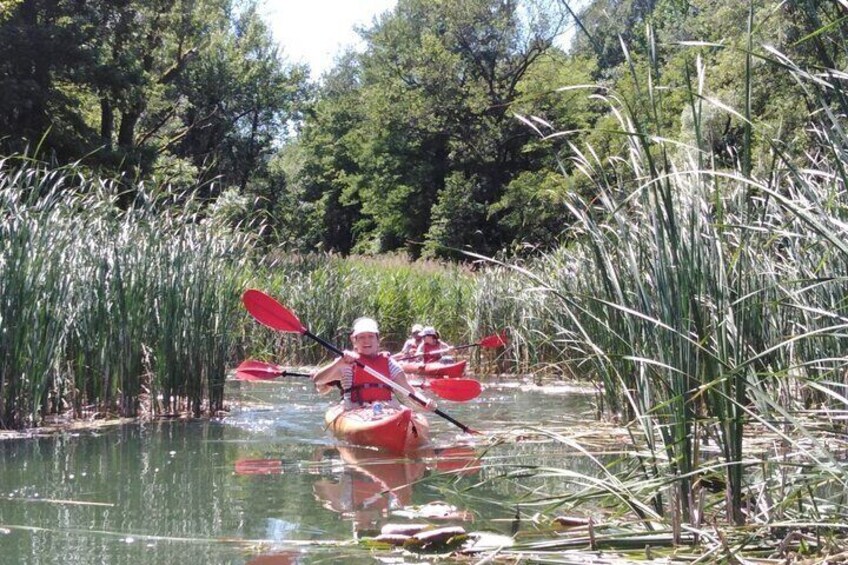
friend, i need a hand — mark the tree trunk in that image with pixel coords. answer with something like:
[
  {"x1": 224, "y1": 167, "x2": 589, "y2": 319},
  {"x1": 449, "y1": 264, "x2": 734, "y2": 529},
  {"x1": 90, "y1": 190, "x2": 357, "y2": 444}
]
[
  {"x1": 118, "y1": 110, "x2": 140, "y2": 149},
  {"x1": 100, "y1": 98, "x2": 113, "y2": 148}
]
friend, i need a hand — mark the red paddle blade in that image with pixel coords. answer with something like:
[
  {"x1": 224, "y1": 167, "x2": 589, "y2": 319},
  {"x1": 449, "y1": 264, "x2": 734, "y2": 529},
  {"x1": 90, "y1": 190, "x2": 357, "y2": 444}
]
[
  {"x1": 235, "y1": 360, "x2": 313, "y2": 381},
  {"x1": 234, "y1": 360, "x2": 284, "y2": 381},
  {"x1": 236, "y1": 371, "x2": 277, "y2": 381},
  {"x1": 237, "y1": 360, "x2": 285, "y2": 374},
  {"x1": 428, "y1": 378, "x2": 482, "y2": 402},
  {"x1": 479, "y1": 330, "x2": 508, "y2": 348},
  {"x1": 242, "y1": 289, "x2": 307, "y2": 333}
]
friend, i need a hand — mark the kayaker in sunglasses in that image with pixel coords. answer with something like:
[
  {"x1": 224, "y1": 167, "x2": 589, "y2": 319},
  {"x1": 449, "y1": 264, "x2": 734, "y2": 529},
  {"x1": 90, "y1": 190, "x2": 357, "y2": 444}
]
[{"x1": 312, "y1": 317, "x2": 437, "y2": 412}]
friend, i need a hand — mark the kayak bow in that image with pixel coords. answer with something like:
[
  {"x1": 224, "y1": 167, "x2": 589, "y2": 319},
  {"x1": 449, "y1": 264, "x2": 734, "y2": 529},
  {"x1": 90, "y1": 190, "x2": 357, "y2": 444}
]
[{"x1": 325, "y1": 403, "x2": 430, "y2": 454}]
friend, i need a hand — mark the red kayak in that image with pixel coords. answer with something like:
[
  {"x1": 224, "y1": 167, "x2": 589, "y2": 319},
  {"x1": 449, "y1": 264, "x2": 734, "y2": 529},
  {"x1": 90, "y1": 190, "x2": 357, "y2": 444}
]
[
  {"x1": 398, "y1": 359, "x2": 467, "y2": 378},
  {"x1": 325, "y1": 404, "x2": 430, "y2": 454}
]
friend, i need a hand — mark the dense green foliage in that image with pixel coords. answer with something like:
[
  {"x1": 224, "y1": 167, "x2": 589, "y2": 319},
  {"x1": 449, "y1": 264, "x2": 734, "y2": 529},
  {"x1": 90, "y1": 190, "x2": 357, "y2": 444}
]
[
  {"x1": 4, "y1": 0, "x2": 844, "y2": 258},
  {"x1": 0, "y1": 0, "x2": 307, "y2": 209},
  {"x1": 0, "y1": 154, "x2": 478, "y2": 428},
  {"x1": 284, "y1": 0, "x2": 848, "y2": 258}
]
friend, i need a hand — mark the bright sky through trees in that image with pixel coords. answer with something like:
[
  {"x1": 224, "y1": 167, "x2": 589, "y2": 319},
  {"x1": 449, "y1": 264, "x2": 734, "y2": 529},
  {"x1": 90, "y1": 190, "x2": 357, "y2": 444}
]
[{"x1": 263, "y1": 0, "x2": 398, "y2": 79}]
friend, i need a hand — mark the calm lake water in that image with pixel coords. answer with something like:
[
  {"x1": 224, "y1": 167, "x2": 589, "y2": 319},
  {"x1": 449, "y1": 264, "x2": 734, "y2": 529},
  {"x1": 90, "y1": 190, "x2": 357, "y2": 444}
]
[{"x1": 0, "y1": 378, "x2": 603, "y2": 564}]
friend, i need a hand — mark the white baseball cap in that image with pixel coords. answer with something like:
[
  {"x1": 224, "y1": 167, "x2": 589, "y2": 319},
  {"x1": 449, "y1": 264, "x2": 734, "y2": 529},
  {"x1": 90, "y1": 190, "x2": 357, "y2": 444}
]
[
  {"x1": 351, "y1": 317, "x2": 379, "y2": 337},
  {"x1": 420, "y1": 326, "x2": 438, "y2": 337}
]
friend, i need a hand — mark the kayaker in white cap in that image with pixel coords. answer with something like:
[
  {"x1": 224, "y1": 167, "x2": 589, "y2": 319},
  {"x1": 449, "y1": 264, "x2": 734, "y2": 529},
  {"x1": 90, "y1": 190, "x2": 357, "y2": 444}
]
[
  {"x1": 393, "y1": 323, "x2": 424, "y2": 359},
  {"x1": 312, "y1": 317, "x2": 437, "y2": 412},
  {"x1": 415, "y1": 326, "x2": 452, "y2": 363}
]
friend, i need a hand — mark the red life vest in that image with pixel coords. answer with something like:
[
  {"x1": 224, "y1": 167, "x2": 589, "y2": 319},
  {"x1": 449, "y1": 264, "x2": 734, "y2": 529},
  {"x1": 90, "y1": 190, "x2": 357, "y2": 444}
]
[
  {"x1": 419, "y1": 342, "x2": 443, "y2": 363},
  {"x1": 346, "y1": 355, "x2": 393, "y2": 404}
]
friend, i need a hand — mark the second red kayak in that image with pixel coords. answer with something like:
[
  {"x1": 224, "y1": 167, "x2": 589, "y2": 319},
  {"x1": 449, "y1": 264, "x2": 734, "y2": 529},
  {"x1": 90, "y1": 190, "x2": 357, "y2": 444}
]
[
  {"x1": 398, "y1": 360, "x2": 467, "y2": 378},
  {"x1": 325, "y1": 404, "x2": 430, "y2": 454}
]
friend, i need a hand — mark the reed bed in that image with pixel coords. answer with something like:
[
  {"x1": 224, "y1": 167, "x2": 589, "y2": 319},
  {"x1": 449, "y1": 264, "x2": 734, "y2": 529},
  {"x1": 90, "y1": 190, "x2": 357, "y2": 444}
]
[
  {"x1": 0, "y1": 155, "x2": 254, "y2": 428},
  {"x1": 0, "y1": 163, "x2": 480, "y2": 428},
  {"x1": 461, "y1": 21, "x2": 848, "y2": 562},
  {"x1": 244, "y1": 253, "x2": 475, "y2": 364}
]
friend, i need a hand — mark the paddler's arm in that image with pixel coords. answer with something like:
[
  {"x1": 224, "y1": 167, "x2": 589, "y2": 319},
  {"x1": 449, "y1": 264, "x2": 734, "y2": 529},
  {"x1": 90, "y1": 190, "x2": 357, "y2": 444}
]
[{"x1": 312, "y1": 351, "x2": 357, "y2": 395}]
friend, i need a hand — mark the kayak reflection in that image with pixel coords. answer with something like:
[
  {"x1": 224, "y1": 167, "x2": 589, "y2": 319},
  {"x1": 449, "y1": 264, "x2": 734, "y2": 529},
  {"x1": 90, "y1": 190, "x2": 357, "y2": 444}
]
[
  {"x1": 312, "y1": 446, "x2": 426, "y2": 531},
  {"x1": 312, "y1": 445, "x2": 480, "y2": 533},
  {"x1": 233, "y1": 444, "x2": 481, "y2": 541}
]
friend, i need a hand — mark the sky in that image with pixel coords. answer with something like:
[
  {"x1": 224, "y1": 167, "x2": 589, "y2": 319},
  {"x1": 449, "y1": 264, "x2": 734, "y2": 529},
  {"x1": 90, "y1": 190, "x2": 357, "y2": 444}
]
[{"x1": 262, "y1": 0, "x2": 398, "y2": 80}]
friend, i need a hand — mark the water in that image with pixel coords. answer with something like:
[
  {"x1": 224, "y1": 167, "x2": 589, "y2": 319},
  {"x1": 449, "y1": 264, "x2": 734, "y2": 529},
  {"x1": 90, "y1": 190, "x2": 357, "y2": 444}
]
[{"x1": 0, "y1": 379, "x2": 604, "y2": 564}]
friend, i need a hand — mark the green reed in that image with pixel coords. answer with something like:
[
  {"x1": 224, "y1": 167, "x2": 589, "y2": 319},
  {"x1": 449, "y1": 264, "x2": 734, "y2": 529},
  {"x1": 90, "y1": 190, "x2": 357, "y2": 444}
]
[
  {"x1": 0, "y1": 162, "x2": 73, "y2": 427},
  {"x1": 0, "y1": 155, "x2": 253, "y2": 428},
  {"x1": 244, "y1": 254, "x2": 475, "y2": 364},
  {"x1": 0, "y1": 154, "x2": 482, "y2": 430},
  {"x1": 467, "y1": 12, "x2": 848, "y2": 551}
]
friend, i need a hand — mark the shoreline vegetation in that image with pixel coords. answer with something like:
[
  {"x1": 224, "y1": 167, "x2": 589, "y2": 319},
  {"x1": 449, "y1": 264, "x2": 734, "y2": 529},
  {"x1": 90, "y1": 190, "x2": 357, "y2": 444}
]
[{"x1": 3, "y1": 2, "x2": 848, "y2": 561}]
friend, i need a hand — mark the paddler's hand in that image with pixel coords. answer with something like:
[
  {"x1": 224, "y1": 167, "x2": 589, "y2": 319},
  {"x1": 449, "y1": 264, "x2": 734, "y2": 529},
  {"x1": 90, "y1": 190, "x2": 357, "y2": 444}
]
[
  {"x1": 341, "y1": 350, "x2": 360, "y2": 365},
  {"x1": 422, "y1": 397, "x2": 438, "y2": 412}
]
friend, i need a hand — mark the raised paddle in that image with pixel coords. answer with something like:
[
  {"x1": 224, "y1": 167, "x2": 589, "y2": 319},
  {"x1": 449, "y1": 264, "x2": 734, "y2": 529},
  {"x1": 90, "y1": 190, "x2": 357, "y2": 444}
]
[
  {"x1": 242, "y1": 289, "x2": 478, "y2": 434},
  {"x1": 396, "y1": 330, "x2": 508, "y2": 361},
  {"x1": 236, "y1": 359, "x2": 483, "y2": 401}
]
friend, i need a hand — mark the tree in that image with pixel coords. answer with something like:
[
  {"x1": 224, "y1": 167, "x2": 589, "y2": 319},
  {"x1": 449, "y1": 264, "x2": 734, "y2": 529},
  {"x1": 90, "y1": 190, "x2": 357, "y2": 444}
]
[
  {"x1": 283, "y1": 53, "x2": 367, "y2": 253},
  {"x1": 0, "y1": 0, "x2": 308, "y2": 211},
  {"x1": 174, "y1": 3, "x2": 308, "y2": 197},
  {"x1": 0, "y1": 0, "x2": 103, "y2": 158},
  {"x1": 295, "y1": 0, "x2": 571, "y2": 257}
]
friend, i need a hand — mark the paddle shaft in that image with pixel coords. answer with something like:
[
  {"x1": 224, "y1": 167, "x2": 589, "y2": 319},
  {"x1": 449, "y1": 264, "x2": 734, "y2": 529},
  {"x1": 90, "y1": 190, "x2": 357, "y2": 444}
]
[
  {"x1": 234, "y1": 360, "x2": 313, "y2": 380},
  {"x1": 274, "y1": 370, "x2": 312, "y2": 378},
  {"x1": 238, "y1": 359, "x2": 480, "y2": 400},
  {"x1": 305, "y1": 330, "x2": 475, "y2": 434},
  {"x1": 237, "y1": 370, "x2": 312, "y2": 379}
]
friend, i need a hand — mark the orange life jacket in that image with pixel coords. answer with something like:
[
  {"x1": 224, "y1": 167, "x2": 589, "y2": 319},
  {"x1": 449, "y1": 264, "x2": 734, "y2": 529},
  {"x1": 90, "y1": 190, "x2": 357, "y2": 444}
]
[{"x1": 345, "y1": 355, "x2": 393, "y2": 404}]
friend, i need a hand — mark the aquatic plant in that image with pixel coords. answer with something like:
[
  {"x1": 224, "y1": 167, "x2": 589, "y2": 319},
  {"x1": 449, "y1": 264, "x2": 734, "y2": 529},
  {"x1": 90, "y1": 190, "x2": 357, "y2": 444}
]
[
  {"x1": 0, "y1": 154, "x2": 254, "y2": 427},
  {"x1": 463, "y1": 8, "x2": 848, "y2": 559}
]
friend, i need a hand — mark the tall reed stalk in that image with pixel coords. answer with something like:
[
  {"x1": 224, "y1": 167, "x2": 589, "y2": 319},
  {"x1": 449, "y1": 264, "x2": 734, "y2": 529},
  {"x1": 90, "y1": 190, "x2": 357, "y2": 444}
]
[
  {"x1": 0, "y1": 155, "x2": 253, "y2": 427},
  {"x1": 471, "y1": 5, "x2": 848, "y2": 541}
]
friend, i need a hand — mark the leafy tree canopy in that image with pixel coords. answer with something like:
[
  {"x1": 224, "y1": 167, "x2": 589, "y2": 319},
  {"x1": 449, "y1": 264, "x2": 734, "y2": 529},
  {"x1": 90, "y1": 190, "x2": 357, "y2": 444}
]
[{"x1": 3, "y1": 0, "x2": 846, "y2": 261}]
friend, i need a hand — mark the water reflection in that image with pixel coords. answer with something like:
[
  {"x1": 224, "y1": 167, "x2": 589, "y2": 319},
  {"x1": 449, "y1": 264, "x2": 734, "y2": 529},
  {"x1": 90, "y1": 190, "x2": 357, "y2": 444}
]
[
  {"x1": 235, "y1": 445, "x2": 480, "y2": 538},
  {"x1": 0, "y1": 379, "x2": 602, "y2": 563},
  {"x1": 245, "y1": 552, "x2": 303, "y2": 565},
  {"x1": 312, "y1": 447, "x2": 428, "y2": 533}
]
